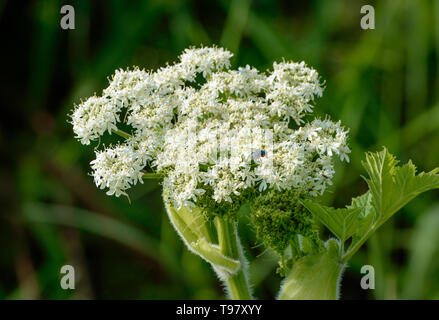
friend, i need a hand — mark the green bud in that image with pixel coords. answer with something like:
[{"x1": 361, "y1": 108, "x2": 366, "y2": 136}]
[{"x1": 250, "y1": 188, "x2": 321, "y2": 258}]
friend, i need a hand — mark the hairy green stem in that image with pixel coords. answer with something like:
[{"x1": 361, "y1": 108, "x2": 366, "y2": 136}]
[
  {"x1": 163, "y1": 191, "x2": 250, "y2": 299},
  {"x1": 342, "y1": 219, "x2": 387, "y2": 263},
  {"x1": 215, "y1": 216, "x2": 253, "y2": 300}
]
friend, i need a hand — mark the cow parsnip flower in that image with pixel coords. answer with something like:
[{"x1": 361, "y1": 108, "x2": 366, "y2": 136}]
[
  {"x1": 71, "y1": 46, "x2": 439, "y2": 301},
  {"x1": 71, "y1": 46, "x2": 350, "y2": 210}
]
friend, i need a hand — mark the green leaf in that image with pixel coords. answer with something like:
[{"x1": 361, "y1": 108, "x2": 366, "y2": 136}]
[
  {"x1": 347, "y1": 191, "x2": 373, "y2": 218},
  {"x1": 346, "y1": 193, "x2": 375, "y2": 257},
  {"x1": 301, "y1": 200, "x2": 361, "y2": 243},
  {"x1": 343, "y1": 148, "x2": 439, "y2": 262},
  {"x1": 347, "y1": 192, "x2": 374, "y2": 237},
  {"x1": 361, "y1": 148, "x2": 397, "y2": 222},
  {"x1": 362, "y1": 147, "x2": 439, "y2": 225}
]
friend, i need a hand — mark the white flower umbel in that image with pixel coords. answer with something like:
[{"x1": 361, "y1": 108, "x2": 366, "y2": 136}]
[
  {"x1": 71, "y1": 46, "x2": 350, "y2": 210},
  {"x1": 71, "y1": 95, "x2": 121, "y2": 145},
  {"x1": 90, "y1": 144, "x2": 144, "y2": 197}
]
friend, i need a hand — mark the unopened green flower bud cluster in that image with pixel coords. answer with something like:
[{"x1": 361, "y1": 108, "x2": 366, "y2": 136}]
[{"x1": 71, "y1": 46, "x2": 350, "y2": 210}]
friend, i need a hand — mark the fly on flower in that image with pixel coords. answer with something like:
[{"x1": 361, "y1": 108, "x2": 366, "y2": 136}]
[{"x1": 251, "y1": 149, "x2": 266, "y2": 161}]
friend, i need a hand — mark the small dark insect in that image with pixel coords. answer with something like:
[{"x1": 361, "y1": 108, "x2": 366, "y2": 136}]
[{"x1": 251, "y1": 149, "x2": 266, "y2": 160}]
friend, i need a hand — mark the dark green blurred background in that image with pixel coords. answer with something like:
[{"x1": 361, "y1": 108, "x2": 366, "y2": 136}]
[{"x1": 1, "y1": 0, "x2": 438, "y2": 299}]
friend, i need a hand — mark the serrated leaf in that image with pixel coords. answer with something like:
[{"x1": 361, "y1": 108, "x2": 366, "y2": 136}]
[
  {"x1": 362, "y1": 148, "x2": 439, "y2": 225},
  {"x1": 343, "y1": 148, "x2": 439, "y2": 262},
  {"x1": 361, "y1": 149, "x2": 397, "y2": 221},
  {"x1": 347, "y1": 191, "x2": 373, "y2": 218},
  {"x1": 301, "y1": 200, "x2": 361, "y2": 243},
  {"x1": 347, "y1": 191, "x2": 374, "y2": 237}
]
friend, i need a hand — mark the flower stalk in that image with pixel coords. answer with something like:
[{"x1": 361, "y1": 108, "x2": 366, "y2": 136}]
[
  {"x1": 164, "y1": 189, "x2": 252, "y2": 299},
  {"x1": 112, "y1": 128, "x2": 131, "y2": 139},
  {"x1": 215, "y1": 216, "x2": 252, "y2": 299}
]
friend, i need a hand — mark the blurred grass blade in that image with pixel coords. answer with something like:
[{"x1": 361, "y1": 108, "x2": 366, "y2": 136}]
[
  {"x1": 220, "y1": 0, "x2": 250, "y2": 54},
  {"x1": 402, "y1": 204, "x2": 439, "y2": 299},
  {"x1": 22, "y1": 202, "x2": 160, "y2": 257}
]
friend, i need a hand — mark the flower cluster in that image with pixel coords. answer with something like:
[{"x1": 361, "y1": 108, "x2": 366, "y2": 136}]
[{"x1": 71, "y1": 46, "x2": 350, "y2": 209}]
